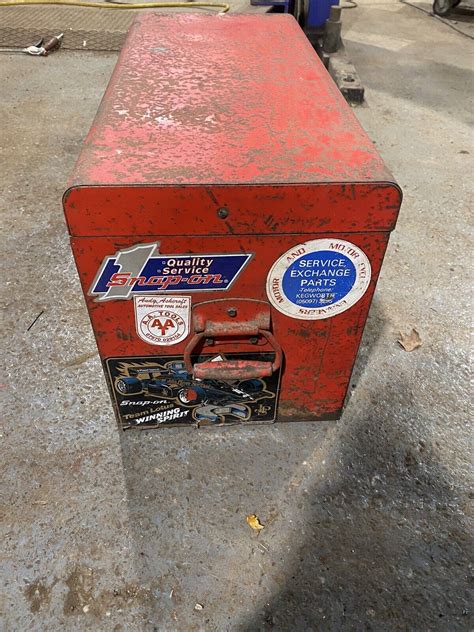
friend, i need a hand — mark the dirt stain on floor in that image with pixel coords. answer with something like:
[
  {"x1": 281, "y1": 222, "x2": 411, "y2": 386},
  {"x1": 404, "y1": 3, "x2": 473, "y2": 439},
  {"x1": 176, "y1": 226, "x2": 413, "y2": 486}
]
[
  {"x1": 63, "y1": 565, "x2": 95, "y2": 615},
  {"x1": 24, "y1": 579, "x2": 54, "y2": 613},
  {"x1": 63, "y1": 564, "x2": 156, "y2": 616}
]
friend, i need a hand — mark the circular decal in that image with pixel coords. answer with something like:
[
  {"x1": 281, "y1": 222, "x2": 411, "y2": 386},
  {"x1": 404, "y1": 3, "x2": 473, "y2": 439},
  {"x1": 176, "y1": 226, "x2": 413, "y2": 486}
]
[
  {"x1": 266, "y1": 239, "x2": 371, "y2": 320},
  {"x1": 140, "y1": 309, "x2": 186, "y2": 345},
  {"x1": 134, "y1": 296, "x2": 190, "y2": 346}
]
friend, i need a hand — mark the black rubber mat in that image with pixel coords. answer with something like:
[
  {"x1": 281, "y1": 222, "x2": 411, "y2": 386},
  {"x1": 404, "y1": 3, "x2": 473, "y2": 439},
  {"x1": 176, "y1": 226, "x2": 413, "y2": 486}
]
[{"x1": 0, "y1": 6, "x2": 138, "y2": 50}]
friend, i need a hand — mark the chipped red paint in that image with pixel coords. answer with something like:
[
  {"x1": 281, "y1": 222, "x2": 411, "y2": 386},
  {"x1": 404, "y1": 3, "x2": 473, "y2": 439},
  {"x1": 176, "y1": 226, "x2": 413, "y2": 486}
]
[
  {"x1": 184, "y1": 298, "x2": 283, "y2": 379},
  {"x1": 64, "y1": 184, "x2": 401, "y2": 237},
  {"x1": 63, "y1": 14, "x2": 402, "y2": 425},
  {"x1": 67, "y1": 13, "x2": 394, "y2": 189}
]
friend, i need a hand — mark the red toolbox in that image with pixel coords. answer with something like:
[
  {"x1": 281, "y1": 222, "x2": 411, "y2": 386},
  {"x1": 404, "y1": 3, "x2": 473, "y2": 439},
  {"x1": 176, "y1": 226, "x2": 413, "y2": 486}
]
[{"x1": 63, "y1": 13, "x2": 402, "y2": 430}]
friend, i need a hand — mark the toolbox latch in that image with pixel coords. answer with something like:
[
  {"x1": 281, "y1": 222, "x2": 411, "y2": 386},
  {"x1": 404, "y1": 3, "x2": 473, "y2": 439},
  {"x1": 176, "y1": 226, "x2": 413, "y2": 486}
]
[{"x1": 184, "y1": 299, "x2": 282, "y2": 380}]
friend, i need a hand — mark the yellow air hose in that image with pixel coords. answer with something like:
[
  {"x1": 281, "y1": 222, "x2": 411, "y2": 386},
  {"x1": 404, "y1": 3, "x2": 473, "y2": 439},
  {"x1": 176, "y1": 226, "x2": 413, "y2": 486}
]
[{"x1": 0, "y1": 0, "x2": 230, "y2": 11}]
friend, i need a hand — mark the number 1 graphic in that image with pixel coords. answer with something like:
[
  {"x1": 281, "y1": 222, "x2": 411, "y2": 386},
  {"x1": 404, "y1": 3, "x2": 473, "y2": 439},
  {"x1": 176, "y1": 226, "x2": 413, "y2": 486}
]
[{"x1": 100, "y1": 243, "x2": 158, "y2": 301}]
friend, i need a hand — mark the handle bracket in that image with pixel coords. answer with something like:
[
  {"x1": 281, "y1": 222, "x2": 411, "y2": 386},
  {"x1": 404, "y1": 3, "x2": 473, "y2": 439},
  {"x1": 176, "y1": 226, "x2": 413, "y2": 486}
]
[{"x1": 183, "y1": 299, "x2": 282, "y2": 380}]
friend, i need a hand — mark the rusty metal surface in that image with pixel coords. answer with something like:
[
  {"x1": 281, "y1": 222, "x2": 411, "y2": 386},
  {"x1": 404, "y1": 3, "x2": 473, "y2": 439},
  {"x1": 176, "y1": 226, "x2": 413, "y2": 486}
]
[
  {"x1": 193, "y1": 360, "x2": 274, "y2": 379},
  {"x1": 184, "y1": 299, "x2": 281, "y2": 378},
  {"x1": 70, "y1": 231, "x2": 392, "y2": 421},
  {"x1": 70, "y1": 13, "x2": 395, "y2": 186},
  {"x1": 64, "y1": 183, "x2": 401, "y2": 236},
  {"x1": 192, "y1": 298, "x2": 272, "y2": 333},
  {"x1": 63, "y1": 14, "x2": 402, "y2": 423}
]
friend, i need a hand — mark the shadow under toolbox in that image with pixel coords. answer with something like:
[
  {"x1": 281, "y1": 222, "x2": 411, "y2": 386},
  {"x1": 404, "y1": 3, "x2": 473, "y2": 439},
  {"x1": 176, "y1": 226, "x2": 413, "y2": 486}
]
[{"x1": 63, "y1": 13, "x2": 402, "y2": 430}]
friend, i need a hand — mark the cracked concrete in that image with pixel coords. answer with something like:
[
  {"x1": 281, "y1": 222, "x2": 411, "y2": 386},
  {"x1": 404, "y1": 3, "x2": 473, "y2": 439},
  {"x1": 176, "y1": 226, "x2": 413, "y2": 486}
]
[{"x1": 0, "y1": 0, "x2": 472, "y2": 630}]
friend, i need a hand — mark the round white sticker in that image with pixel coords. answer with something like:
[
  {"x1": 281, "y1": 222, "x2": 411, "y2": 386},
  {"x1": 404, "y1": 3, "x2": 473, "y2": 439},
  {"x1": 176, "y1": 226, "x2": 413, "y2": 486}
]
[
  {"x1": 266, "y1": 239, "x2": 371, "y2": 320},
  {"x1": 134, "y1": 296, "x2": 190, "y2": 345}
]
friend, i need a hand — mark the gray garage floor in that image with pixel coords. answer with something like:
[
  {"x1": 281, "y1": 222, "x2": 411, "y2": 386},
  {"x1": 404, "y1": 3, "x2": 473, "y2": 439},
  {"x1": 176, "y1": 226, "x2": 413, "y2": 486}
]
[{"x1": 1, "y1": 0, "x2": 472, "y2": 630}]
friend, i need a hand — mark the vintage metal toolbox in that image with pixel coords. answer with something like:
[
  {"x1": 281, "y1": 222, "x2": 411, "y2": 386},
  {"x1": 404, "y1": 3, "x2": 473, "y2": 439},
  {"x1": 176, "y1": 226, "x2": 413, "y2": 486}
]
[{"x1": 63, "y1": 13, "x2": 402, "y2": 429}]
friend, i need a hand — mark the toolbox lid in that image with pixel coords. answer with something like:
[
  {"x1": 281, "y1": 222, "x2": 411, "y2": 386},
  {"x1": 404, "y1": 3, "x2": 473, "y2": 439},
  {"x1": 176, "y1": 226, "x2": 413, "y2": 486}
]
[{"x1": 67, "y1": 13, "x2": 397, "y2": 189}]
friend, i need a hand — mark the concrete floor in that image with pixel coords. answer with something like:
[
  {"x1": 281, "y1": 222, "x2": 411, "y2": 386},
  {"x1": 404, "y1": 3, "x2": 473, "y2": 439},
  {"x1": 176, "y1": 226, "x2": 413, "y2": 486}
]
[{"x1": 1, "y1": 1, "x2": 472, "y2": 630}]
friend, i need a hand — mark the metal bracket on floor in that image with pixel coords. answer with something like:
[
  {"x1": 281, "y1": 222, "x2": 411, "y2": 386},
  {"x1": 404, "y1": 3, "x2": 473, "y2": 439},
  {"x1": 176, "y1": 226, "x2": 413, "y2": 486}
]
[
  {"x1": 326, "y1": 43, "x2": 365, "y2": 105},
  {"x1": 301, "y1": 3, "x2": 366, "y2": 105},
  {"x1": 304, "y1": 30, "x2": 365, "y2": 104}
]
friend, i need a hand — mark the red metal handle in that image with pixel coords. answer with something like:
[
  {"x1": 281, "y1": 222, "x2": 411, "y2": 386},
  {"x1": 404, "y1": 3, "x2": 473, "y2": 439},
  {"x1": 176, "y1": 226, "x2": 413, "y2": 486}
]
[
  {"x1": 193, "y1": 359, "x2": 273, "y2": 380},
  {"x1": 184, "y1": 329, "x2": 282, "y2": 380}
]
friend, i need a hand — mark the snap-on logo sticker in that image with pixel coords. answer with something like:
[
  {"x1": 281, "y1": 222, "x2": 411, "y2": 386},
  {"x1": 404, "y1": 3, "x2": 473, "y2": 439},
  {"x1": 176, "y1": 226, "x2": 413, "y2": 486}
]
[
  {"x1": 90, "y1": 243, "x2": 252, "y2": 301},
  {"x1": 266, "y1": 239, "x2": 371, "y2": 320},
  {"x1": 135, "y1": 296, "x2": 190, "y2": 346}
]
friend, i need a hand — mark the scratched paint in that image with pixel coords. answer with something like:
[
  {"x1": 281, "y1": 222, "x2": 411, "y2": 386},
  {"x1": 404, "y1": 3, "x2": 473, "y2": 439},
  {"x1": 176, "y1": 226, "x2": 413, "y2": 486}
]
[
  {"x1": 63, "y1": 14, "x2": 402, "y2": 426},
  {"x1": 67, "y1": 14, "x2": 395, "y2": 188},
  {"x1": 69, "y1": 233, "x2": 393, "y2": 423}
]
